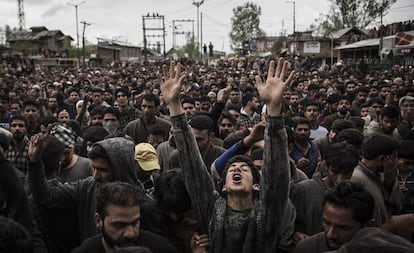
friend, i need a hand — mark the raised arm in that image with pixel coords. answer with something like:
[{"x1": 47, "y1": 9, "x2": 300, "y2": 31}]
[
  {"x1": 160, "y1": 61, "x2": 216, "y2": 234},
  {"x1": 28, "y1": 132, "x2": 78, "y2": 208},
  {"x1": 256, "y1": 58, "x2": 294, "y2": 251}
]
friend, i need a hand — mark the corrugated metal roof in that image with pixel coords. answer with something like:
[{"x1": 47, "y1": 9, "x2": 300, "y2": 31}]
[
  {"x1": 8, "y1": 29, "x2": 67, "y2": 41},
  {"x1": 336, "y1": 38, "x2": 379, "y2": 50}
]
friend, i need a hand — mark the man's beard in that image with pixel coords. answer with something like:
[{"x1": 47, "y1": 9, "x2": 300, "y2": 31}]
[
  {"x1": 101, "y1": 223, "x2": 140, "y2": 249},
  {"x1": 13, "y1": 132, "x2": 25, "y2": 141},
  {"x1": 296, "y1": 135, "x2": 309, "y2": 143}
]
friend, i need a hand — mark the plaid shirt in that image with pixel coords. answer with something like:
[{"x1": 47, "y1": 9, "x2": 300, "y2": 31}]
[
  {"x1": 239, "y1": 108, "x2": 261, "y2": 129},
  {"x1": 5, "y1": 136, "x2": 30, "y2": 174},
  {"x1": 119, "y1": 106, "x2": 142, "y2": 131}
]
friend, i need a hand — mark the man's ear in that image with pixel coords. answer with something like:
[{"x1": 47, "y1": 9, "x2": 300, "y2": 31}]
[
  {"x1": 95, "y1": 212, "x2": 103, "y2": 230},
  {"x1": 252, "y1": 183, "x2": 259, "y2": 191},
  {"x1": 209, "y1": 132, "x2": 215, "y2": 141}
]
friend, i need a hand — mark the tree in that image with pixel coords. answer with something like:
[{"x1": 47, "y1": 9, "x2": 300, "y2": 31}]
[
  {"x1": 311, "y1": 0, "x2": 396, "y2": 37},
  {"x1": 230, "y1": 2, "x2": 265, "y2": 50},
  {"x1": 176, "y1": 35, "x2": 200, "y2": 60}
]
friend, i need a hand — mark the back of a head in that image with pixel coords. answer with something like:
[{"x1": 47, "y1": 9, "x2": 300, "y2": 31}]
[
  {"x1": 154, "y1": 168, "x2": 191, "y2": 214},
  {"x1": 325, "y1": 142, "x2": 359, "y2": 173},
  {"x1": 82, "y1": 125, "x2": 109, "y2": 142},
  {"x1": 0, "y1": 127, "x2": 13, "y2": 152},
  {"x1": 380, "y1": 105, "x2": 400, "y2": 119},
  {"x1": 361, "y1": 134, "x2": 399, "y2": 160},
  {"x1": 324, "y1": 181, "x2": 374, "y2": 224},
  {"x1": 189, "y1": 114, "x2": 215, "y2": 132},
  {"x1": 42, "y1": 136, "x2": 66, "y2": 176},
  {"x1": 95, "y1": 182, "x2": 141, "y2": 217},
  {"x1": 336, "y1": 129, "x2": 364, "y2": 149},
  {"x1": 331, "y1": 119, "x2": 355, "y2": 133},
  {"x1": 398, "y1": 140, "x2": 414, "y2": 160}
]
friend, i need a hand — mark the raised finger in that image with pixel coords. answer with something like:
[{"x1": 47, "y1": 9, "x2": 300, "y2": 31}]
[
  {"x1": 169, "y1": 61, "x2": 175, "y2": 79},
  {"x1": 267, "y1": 60, "x2": 275, "y2": 79},
  {"x1": 175, "y1": 62, "x2": 182, "y2": 80},
  {"x1": 255, "y1": 75, "x2": 263, "y2": 89},
  {"x1": 275, "y1": 57, "x2": 284, "y2": 79},
  {"x1": 162, "y1": 64, "x2": 168, "y2": 80},
  {"x1": 280, "y1": 60, "x2": 288, "y2": 81},
  {"x1": 284, "y1": 70, "x2": 295, "y2": 88}
]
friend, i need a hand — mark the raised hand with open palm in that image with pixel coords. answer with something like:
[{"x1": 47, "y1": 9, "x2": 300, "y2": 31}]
[{"x1": 255, "y1": 58, "x2": 294, "y2": 117}]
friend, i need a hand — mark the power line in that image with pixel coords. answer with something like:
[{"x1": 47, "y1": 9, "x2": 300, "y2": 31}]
[{"x1": 390, "y1": 4, "x2": 414, "y2": 10}]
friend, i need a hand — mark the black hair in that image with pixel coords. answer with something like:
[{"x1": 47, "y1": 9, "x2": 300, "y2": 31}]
[
  {"x1": 292, "y1": 117, "x2": 311, "y2": 129},
  {"x1": 331, "y1": 119, "x2": 355, "y2": 132},
  {"x1": 189, "y1": 114, "x2": 215, "y2": 132},
  {"x1": 325, "y1": 142, "x2": 360, "y2": 173},
  {"x1": 324, "y1": 181, "x2": 374, "y2": 224},
  {"x1": 42, "y1": 136, "x2": 66, "y2": 176},
  {"x1": 142, "y1": 93, "x2": 160, "y2": 106},
  {"x1": 304, "y1": 100, "x2": 320, "y2": 110},
  {"x1": 225, "y1": 104, "x2": 241, "y2": 112},
  {"x1": 116, "y1": 87, "x2": 130, "y2": 98},
  {"x1": 39, "y1": 115, "x2": 58, "y2": 127},
  {"x1": 96, "y1": 182, "x2": 141, "y2": 218},
  {"x1": 220, "y1": 155, "x2": 261, "y2": 198},
  {"x1": 67, "y1": 87, "x2": 80, "y2": 96},
  {"x1": 82, "y1": 126, "x2": 109, "y2": 142},
  {"x1": 154, "y1": 169, "x2": 192, "y2": 213},
  {"x1": 361, "y1": 134, "x2": 399, "y2": 160},
  {"x1": 336, "y1": 128, "x2": 364, "y2": 149},
  {"x1": 9, "y1": 114, "x2": 27, "y2": 126},
  {"x1": 103, "y1": 106, "x2": 121, "y2": 120},
  {"x1": 148, "y1": 124, "x2": 168, "y2": 138},
  {"x1": 241, "y1": 93, "x2": 255, "y2": 107},
  {"x1": 380, "y1": 105, "x2": 400, "y2": 119},
  {"x1": 88, "y1": 142, "x2": 110, "y2": 161},
  {"x1": 398, "y1": 140, "x2": 414, "y2": 160},
  {"x1": 181, "y1": 97, "x2": 195, "y2": 106},
  {"x1": 218, "y1": 111, "x2": 237, "y2": 127},
  {"x1": 367, "y1": 97, "x2": 385, "y2": 107},
  {"x1": 90, "y1": 105, "x2": 106, "y2": 117},
  {"x1": 22, "y1": 99, "x2": 39, "y2": 109}
]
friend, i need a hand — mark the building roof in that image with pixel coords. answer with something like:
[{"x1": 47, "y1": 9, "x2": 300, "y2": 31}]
[
  {"x1": 332, "y1": 27, "x2": 368, "y2": 39},
  {"x1": 336, "y1": 38, "x2": 379, "y2": 50},
  {"x1": 8, "y1": 28, "x2": 73, "y2": 42}
]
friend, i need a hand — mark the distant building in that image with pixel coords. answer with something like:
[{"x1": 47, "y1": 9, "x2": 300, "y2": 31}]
[
  {"x1": 93, "y1": 39, "x2": 142, "y2": 64},
  {"x1": 7, "y1": 26, "x2": 73, "y2": 57}
]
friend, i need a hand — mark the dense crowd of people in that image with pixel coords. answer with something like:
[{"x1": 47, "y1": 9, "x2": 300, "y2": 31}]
[{"x1": 1, "y1": 54, "x2": 414, "y2": 253}]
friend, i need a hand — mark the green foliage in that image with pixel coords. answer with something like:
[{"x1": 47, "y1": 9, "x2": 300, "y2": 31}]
[
  {"x1": 230, "y1": 2, "x2": 265, "y2": 50},
  {"x1": 312, "y1": 0, "x2": 397, "y2": 37},
  {"x1": 176, "y1": 36, "x2": 201, "y2": 60}
]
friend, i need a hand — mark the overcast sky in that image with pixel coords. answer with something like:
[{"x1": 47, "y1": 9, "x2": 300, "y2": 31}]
[{"x1": 1, "y1": 0, "x2": 413, "y2": 52}]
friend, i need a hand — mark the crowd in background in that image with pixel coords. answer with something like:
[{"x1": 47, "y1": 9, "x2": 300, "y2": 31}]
[{"x1": 1, "y1": 54, "x2": 414, "y2": 252}]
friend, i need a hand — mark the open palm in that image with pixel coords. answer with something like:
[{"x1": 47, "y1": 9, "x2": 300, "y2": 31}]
[
  {"x1": 160, "y1": 61, "x2": 185, "y2": 105},
  {"x1": 255, "y1": 58, "x2": 294, "y2": 116}
]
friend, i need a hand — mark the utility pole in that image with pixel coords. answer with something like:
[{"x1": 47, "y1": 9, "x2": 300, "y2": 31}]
[
  {"x1": 379, "y1": 0, "x2": 384, "y2": 63},
  {"x1": 142, "y1": 13, "x2": 166, "y2": 62},
  {"x1": 172, "y1": 19, "x2": 194, "y2": 49},
  {"x1": 192, "y1": 0, "x2": 204, "y2": 62},
  {"x1": 80, "y1": 21, "x2": 90, "y2": 68},
  {"x1": 286, "y1": 1, "x2": 296, "y2": 54},
  {"x1": 286, "y1": 1, "x2": 295, "y2": 35},
  {"x1": 201, "y1": 12, "x2": 203, "y2": 63},
  {"x1": 17, "y1": 0, "x2": 25, "y2": 30},
  {"x1": 67, "y1": 1, "x2": 86, "y2": 69}
]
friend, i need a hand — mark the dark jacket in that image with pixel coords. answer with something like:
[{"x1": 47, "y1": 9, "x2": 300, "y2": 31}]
[
  {"x1": 0, "y1": 156, "x2": 47, "y2": 253},
  {"x1": 28, "y1": 137, "x2": 144, "y2": 242},
  {"x1": 71, "y1": 230, "x2": 180, "y2": 253}
]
